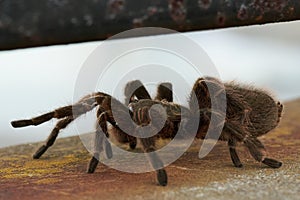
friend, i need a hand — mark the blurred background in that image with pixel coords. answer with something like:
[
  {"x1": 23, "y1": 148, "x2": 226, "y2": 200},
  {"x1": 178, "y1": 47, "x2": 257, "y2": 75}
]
[{"x1": 1, "y1": 20, "x2": 300, "y2": 148}]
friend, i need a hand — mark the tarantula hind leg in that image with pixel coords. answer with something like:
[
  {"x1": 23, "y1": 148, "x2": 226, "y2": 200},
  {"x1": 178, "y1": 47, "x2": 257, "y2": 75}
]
[
  {"x1": 244, "y1": 137, "x2": 282, "y2": 168},
  {"x1": 228, "y1": 139, "x2": 243, "y2": 168},
  {"x1": 87, "y1": 110, "x2": 112, "y2": 173}
]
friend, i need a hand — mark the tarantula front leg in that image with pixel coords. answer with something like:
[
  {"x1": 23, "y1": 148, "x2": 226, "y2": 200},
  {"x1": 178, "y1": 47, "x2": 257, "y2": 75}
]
[
  {"x1": 87, "y1": 108, "x2": 113, "y2": 173},
  {"x1": 133, "y1": 105, "x2": 168, "y2": 186},
  {"x1": 11, "y1": 93, "x2": 103, "y2": 128},
  {"x1": 33, "y1": 116, "x2": 76, "y2": 159},
  {"x1": 11, "y1": 93, "x2": 107, "y2": 158},
  {"x1": 138, "y1": 132, "x2": 167, "y2": 186}
]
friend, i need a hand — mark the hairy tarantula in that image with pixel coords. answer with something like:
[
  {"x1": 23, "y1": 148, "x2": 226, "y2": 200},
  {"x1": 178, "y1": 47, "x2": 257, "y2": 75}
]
[{"x1": 11, "y1": 77, "x2": 283, "y2": 186}]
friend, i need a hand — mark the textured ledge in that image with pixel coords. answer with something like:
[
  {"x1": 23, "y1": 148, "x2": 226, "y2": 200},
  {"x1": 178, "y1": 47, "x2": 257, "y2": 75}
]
[{"x1": 0, "y1": 99, "x2": 299, "y2": 200}]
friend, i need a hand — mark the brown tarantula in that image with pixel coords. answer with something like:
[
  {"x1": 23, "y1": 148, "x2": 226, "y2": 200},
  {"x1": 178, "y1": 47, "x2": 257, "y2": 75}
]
[{"x1": 11, "y1": 77, "x2": 283, "y2": 186}]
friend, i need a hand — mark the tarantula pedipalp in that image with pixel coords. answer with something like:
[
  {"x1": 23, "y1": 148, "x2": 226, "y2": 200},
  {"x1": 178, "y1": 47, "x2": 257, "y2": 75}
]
[{"x1": 11, "y1": 77, "x2": 283, "y2": 186}]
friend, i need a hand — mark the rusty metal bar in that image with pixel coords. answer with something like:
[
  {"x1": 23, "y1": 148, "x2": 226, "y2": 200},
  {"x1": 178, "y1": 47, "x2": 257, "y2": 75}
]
[{"x1": 0, "y1": 0, "x2": 299, "y2": 50}]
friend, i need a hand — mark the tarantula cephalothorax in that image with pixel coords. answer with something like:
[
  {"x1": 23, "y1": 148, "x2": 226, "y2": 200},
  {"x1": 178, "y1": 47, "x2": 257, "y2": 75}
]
[{"x1": 11, "y1": 77, "x2": 283, "y2": 186}]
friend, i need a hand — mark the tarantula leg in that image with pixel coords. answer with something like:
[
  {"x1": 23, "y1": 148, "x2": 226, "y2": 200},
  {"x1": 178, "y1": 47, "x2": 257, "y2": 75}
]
[
  {"x1": 87, "y1": 110, "x2": 113, "y2": 173},
  {"x1": 140, "y1": 138, "x2": 168, "y2": 186},
  {"x1": 155, "y1": 82, "x2": 173, "y2": 102},
  {"x1": 228, "y1": 139, "x2": 243, "y2": 168},
  {"x1": 97, "y1": 111, "x2": 113, "y2": 159},
  {"x1": 33, "y1": 116, "x2": 75, "y2": 159},
  {"x1": 262, "y1": 158, "x2": 283, "y2": 168},
  {"x1": 138, "y1": 130, "x2": 167, "y2": 186},
  {"x1": 223, "y1": 119, "x2": 282, "y2": 168},
  {"x1": 222, "y1": 120, "x2": 249, "y2": 167},
  {"x1": 244, "y1": 137, "x2": 282, "y2": 168},
  {"x1": 11, "y1": 100, "x2": 98, "y2": 128},
  {"x1": 128, "y1": 136, "x2": 137, "y2": 149},
  {"x1": 87, "y1": 153, "x2": 100, "y2": 174},
  {"x1": 11, "y1": 112, "x2": 56, "y2": 128},
  {"x1": 277, "y1": 102, "x2": 283, "y2": 123},
  {"x1": 124, "y1": 80, "x2": 151, "y2": 104},
  {"x1": 108, "y1": 125, "x2": 137, "y2": 149},
  {"x1": 11, "y1": 92, "x2": 107, "y2": 128},
  {"x1": 101, "y1": 106, "x2": 138, "y2": 150}
]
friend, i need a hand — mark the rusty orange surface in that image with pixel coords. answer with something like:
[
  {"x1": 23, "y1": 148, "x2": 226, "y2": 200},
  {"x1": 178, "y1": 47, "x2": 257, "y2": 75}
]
[{"x1": 1, "y1": 99, "x2": 299, "y2": 200}]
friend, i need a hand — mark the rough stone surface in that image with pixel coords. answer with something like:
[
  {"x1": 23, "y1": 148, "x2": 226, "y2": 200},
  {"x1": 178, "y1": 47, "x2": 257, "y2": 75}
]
[{"x1": 1, "y1": 99, "x2": 299, "y2": 200}]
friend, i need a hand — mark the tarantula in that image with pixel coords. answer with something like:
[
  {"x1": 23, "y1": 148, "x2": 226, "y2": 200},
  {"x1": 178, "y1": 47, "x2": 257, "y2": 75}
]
[{"x1": 11, "y1": 77, "x2": 283, "y2": 186}]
